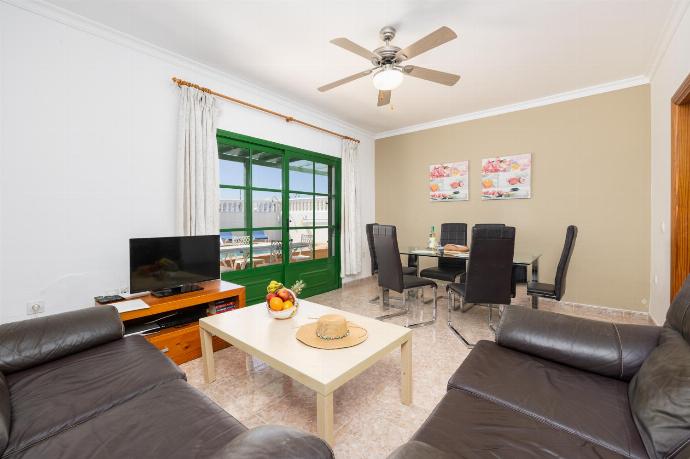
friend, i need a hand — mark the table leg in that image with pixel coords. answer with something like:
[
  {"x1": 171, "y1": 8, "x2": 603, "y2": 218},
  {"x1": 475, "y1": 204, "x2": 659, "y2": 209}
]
[
  {"x1": 200, "y1": 326, "x2": 216, "y2": 383},
  {"x1": 531, "y1": 258, "x2": 540, "y2": 309},
  {"x1": 316, "y1": 392, "x2": 334, "y2": 445},
  {"x1": 401, "y1": 337, "x2": 412, "y2": 405}
]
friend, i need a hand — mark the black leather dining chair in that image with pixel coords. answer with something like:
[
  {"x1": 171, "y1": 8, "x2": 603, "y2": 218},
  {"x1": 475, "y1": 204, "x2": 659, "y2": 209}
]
[
  {"x1": 473, "y1": 223, "x2": 506, "y2": 230},
  {"x1": 420, "y1": 223, "x2": 467, "y2": 282},
  {"x1": 447, "y1": 226, "x2": 516, "y2": 347},
  {"x1": 471, "y1": 223, "x2": 518, "y2": 298},
  {"x1": 527, "y1": 225, "x2": 578, "y2": 309},
  {"x1": 366, "y1": 223, "x2": 416, "y2": 303},
  {"x1": 372, "y1": 224, "x2": 438, "y2": 328}
]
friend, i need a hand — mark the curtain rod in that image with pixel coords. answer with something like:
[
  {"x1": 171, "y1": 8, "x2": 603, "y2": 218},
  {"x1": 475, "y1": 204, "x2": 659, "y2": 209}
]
[{"x1": 171, "y1": 77, "x2": 360, "y2": 144}]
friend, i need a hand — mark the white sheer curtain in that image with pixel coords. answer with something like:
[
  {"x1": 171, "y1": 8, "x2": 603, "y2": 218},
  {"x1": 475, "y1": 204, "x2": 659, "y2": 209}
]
[
  {"x1": 175, "y1": 86, "x2": 219, "y2": 236},
  {"x1": 341, "y1": 139, "x2": 362, "y2": 276}
]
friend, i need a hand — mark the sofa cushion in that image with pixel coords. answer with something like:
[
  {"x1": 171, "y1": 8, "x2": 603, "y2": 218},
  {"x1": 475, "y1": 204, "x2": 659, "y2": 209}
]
[
  {"x1": 0, "y1": 374, "x2": 10, "y2": 455},
  {"x1": 0, "y1": 306, "x2": 123, "y2": 374},
  {"x1": 3, "y1": 335, "x2": 184, "y2": 457},
  {"x1": 210, "y1": 425, "x2": 334, "y2": 459},
  {"x1": 629, "y1": 327, "x2": 690, "y2": 459},
  {"x1": 448, "y1": 340, "x2": 647, "y2": 458},
  {"x1": 410, "y1": 389, "x2": 626, "y2": 458},
  {"x1": 8, "y1": 379, "x2": 247, "y2": 459},
  {"x1": 387, "y1": 440, "x2": 455, "y2": 459},
  {"x1": 495, "y1": 306, "x2": 660, "y2": 381}
]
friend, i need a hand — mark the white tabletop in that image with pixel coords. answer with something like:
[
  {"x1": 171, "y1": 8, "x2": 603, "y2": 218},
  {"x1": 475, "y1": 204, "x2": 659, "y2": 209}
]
[{"x1": 199, "y1": 300, "x2": 411, "y2": 395}]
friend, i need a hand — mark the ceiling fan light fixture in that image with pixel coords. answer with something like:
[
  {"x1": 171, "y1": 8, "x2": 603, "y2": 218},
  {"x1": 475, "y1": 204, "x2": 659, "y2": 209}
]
[{"x1": 373, "y1": 66, "x2": 404, "y2": 90}]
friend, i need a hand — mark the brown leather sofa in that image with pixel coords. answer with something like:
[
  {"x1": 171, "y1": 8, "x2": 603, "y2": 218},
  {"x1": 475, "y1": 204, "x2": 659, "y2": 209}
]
[
  {"x1": 389, "y1": 280, "x2": 690, "y2": 459},
  {"x1": 0, "y1": 306, "x2": 333, "y2": 459}
]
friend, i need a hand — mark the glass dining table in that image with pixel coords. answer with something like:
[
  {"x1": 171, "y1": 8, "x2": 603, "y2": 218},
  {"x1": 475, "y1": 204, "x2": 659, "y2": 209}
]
[{"x1": 400, "y1": 247, "x2": 542, "y2": 282}]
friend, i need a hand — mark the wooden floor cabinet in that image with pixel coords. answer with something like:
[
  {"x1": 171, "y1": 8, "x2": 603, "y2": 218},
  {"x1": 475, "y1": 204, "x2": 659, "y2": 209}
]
[{"x1": 116, "y1": 280, "x2": 245, "y2": 365}]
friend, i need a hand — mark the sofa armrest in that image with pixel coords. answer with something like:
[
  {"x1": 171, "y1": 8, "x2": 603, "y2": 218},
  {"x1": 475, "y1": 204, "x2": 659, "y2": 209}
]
[
  {"x1": 211, "y1": 426, "x2": 334, "y2": 459},
  {"x1": 0, "y1": 306, "x2": 123, "y2": 374},
  {"x1": 495, "y1": 306, "x2": 660, "y2": 381},
  {"x1": 387, "y1": 441, "x2": 456, "y2": 459}
]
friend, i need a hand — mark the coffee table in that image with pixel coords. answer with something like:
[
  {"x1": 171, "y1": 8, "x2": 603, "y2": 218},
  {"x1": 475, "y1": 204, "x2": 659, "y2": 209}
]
[{"x1": 198, "y1": 299, "x2": 412, "y2": 445}]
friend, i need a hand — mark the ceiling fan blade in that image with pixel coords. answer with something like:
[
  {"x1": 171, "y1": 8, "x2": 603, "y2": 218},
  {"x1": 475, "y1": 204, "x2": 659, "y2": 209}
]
[
  {"x1": 404, "y1": 65, "x2": 460, "y2": 86},
  {"x1": 318, "y1": 69, "x2": 373, "y2": 92},
  {"x1": 377, "y1": 90, "x2": 391, "y2": 107},
  {"x1": 396, "y1": 26, "x2": 457, "y2": 61},
  {"x1": 330, "y1": 38, "x2": 379, "y2": 61}
]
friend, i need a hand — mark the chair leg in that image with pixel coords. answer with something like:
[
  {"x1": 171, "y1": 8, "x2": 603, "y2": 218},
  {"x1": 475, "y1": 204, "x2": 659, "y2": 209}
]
[
  {"x1": 376, "y1": 288, "x2": 408, "y2": 322},
  {"x1": 377, "y1": 286, "x2": 437, "y2": 328},
  {"x1": 447, "y1": 290, "x2": 474, "y2": 348},
  {"x1": 488, "y1": 304, "x2": 507, "y2": 333},
  {"x1": 459, "y1": 297, "x2": 474, "y2": 312},
  {"x1": 372, "y1": 278, "x2": 404, "y2": 306},
  {"x1": 489, "y1": 304, "x2": 496, "y2": 332},
  {"x1": 531, "y1": 294, "x2": 539, "y2": 309},
  {"x1": 423, "y1": 281, "x2": 447, "y2": 304},
  {"x1": 369, "y1": 274, "x2": 380, "y2": 304},
  {"x1": 407, "y1": 285, "x2": 437, "y2": 328}
]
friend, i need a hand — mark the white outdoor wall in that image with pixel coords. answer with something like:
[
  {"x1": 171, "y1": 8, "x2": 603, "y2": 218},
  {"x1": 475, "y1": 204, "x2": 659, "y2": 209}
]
[
  {"x1": 649, "y1": 5, "x2": 690, "y2": 324},
  {"x1": 0, "y1": 1, "x2": 375, "y2": 323}
]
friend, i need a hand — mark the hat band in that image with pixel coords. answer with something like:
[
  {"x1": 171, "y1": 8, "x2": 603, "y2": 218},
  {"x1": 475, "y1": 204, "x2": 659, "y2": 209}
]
[{"x1": 316, "y1": 329, "x2": 350, "y2": 341}]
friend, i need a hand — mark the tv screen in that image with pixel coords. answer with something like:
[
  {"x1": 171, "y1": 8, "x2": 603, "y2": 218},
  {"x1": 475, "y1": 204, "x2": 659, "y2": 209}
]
[{"x1": 129, "y1": 235, "x2": 220, "y2": 294}]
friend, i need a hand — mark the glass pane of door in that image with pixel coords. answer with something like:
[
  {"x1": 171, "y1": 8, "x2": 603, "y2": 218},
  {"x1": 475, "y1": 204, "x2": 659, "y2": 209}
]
[
  {"x1": 315, "y1": 162, "x2": 330, "y2": 194},
  {"x1": 252, "y1": 190, "x2": 282, "y2": 228},
  {"x1": 219, "y1": 146, "x2": 249, "y2": 186},
  {"x1": 252, "y1": 150, "x2": 282, "y2": 189},
  {"x1": 289, "y1": 193, "x2": 313, "y2": 228},
  {"x1": 219, "y1": 230, "x2": 250, "y2": 272},
  {"x1": 315, "y1": 195, "x2": 329, "y2": 227},
  {"x1": 315, "y1": 227, "x2": 329, "y2": 260},
  {"x1": 289, "y1": 229, "x2": 313, "y2": 263},
  {"x1": 219, "y1": 188, "x2": 245, "y2": 229},
  {"x1": 289, "y1": 159, "x2": 314, "y2": 192},
  {"x1": 252, "y1": 229, "x2": 282, "y2": 267}
]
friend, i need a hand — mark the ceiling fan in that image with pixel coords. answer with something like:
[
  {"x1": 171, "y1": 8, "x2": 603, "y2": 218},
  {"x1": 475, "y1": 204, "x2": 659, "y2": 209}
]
[{"x1": 318, "y1": 26, "x2": 461, "y2": 107}]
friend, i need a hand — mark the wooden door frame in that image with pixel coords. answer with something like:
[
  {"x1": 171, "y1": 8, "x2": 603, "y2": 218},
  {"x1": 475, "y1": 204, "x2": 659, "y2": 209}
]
[{"x1": 671, "y1": 72, "x2": 690, "y2": 298}]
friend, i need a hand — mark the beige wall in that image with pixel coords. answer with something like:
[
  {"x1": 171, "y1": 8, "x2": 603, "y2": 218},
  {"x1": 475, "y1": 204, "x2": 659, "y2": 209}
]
[
  {"x1": 375, "y1": 85, "x2": 651, "y2": 311},
  {"x1": 650, "y1": 5, "x2": 690, "y2": 323}
]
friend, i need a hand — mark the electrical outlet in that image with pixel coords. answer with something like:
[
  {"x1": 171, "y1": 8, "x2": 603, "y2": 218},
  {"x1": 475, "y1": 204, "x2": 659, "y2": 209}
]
[{"x1": 26, "y1": 300, "x2": 45, "y2": 315}]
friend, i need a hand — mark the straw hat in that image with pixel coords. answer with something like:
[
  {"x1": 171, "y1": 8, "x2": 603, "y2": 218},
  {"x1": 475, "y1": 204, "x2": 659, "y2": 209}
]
[{"x1": 296, "y1": 314, "x2": 368, "y2": 350}]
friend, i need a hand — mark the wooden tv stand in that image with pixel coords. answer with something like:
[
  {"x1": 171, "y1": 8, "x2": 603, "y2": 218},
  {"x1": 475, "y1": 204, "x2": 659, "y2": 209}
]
[{"x1": 117, "y1": 280, "x2": 246, "y2": 365}]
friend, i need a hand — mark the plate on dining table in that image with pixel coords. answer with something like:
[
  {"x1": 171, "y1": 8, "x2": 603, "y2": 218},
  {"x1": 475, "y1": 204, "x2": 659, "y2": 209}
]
[
  {"x1": 444, "y1": 251, "x2": 468, "y2": 257},
  {"x1": 411, "y1": 249, "x2": 437, "y2": 255}
]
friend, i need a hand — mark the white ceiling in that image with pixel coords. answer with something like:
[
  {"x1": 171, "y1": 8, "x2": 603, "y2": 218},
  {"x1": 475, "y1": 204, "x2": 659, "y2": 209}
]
[{"x1": 45, "y1": 0, "x2": 676, "y2": 133}]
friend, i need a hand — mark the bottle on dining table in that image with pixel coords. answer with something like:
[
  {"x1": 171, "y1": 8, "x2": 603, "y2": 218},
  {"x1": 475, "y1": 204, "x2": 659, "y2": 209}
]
[{"x1": 428, "y1": 225, "x2": 437, "y2": 249}]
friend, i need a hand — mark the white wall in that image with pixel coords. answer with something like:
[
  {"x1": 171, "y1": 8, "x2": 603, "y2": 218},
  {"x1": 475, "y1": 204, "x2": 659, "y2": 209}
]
[
  {"x1": 0, "y1": 1, "x2": 375, "y2": 323},
  {"x1": 649, "y1": 4, "x2": 690, "y2": 323}
]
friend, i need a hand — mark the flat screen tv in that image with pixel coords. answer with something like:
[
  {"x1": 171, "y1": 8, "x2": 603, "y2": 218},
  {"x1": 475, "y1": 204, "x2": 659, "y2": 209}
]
[{"x1": 129, "y1": 235, "x2": 219, "y2": 297}]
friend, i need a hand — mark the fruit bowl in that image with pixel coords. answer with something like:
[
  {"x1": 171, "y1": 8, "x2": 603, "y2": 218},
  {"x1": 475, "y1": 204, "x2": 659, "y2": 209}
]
[{"x1": 266, "y1": 288, "x2": 299, "y2": 319}]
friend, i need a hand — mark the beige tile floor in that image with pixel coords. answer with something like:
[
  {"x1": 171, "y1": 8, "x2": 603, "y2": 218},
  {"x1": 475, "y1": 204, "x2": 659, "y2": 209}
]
[{"x1": 181, "y1": 279, "x2": 653, "y2": 459}]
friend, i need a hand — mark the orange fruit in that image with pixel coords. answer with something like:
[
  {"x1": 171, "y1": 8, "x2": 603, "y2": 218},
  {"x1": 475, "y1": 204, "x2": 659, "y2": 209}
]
[
  {"x1": 269, "y1": 297, "x2": 284, "y2": 311},
  {"x1": 282, "y1": 300, "x2": 294, "y2": 310}
]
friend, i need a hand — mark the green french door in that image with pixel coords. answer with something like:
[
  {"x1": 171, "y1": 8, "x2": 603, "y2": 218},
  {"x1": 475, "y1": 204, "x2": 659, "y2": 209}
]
[{"x1": 217, "y1": 130, "x2": 341, "y2": 305}]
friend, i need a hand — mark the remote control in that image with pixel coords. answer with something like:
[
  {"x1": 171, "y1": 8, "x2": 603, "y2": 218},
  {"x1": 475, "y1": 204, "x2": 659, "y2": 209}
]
[{"x1": 95, "y1": 295, "x2": 125, "y2": 304}]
